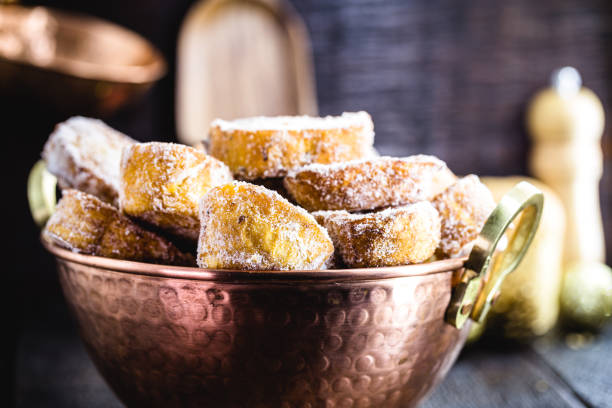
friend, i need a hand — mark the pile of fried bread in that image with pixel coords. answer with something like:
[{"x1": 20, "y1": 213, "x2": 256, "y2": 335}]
[{"x1": 41, "y1": 113, "x2": 495, "y2": 270}]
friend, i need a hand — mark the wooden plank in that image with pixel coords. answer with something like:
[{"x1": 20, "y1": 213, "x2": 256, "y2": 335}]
[
  {"x1": 15, "y1": 329, "x2": 123, "y2": 408},
  {"x1": 16, "y1": 323, "x2": 591, "y2": 408},
  {"x1": 533, "y1": 324, "x2": 612, "y2": 408},
  {"x1": 423, "y1": 345, "x2": 586, "y2": 408}
]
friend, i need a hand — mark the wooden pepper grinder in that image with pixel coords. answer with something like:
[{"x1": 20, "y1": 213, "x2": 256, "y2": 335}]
[
  {"x1": 528, "y1": 67, "x2": 612, "y2": 329},
  {"x1": 527, "y1": 67, "x2": 605, "y2": 264}
]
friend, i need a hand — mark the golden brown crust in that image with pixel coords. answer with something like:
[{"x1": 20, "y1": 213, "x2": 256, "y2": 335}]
[
  {"x1": 313, "y1": 202, "x2": 441, "y2": 268},
  {"x1": 119, "y1": 142, "x2": 233, "y2": 240},
  {"x1": 43, "y1": 190, "x2": 194, "y2": 266},
  {"x1": 209, "y1": 112, "x2": 375, "y2": 180},
  {"x1": 432, "y1": 175, "x2": 496, "y2": 257},
  {"x1": 284, "y1": 155, "x2": 457, "y2": 212},
  {"x1": 197, "y1": 182, "x2": 334, "y2": 270},
  {"x1": 42, "y1": 116, "x2": 136, "y2": 205}
]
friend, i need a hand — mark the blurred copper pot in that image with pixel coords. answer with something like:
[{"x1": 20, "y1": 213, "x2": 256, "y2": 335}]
[
  {"x1": 0, "y1": 5, "x2": 165, "y2": 116},
  {"x1": 31, "y1": 160, "x2": 542, "y2": 407}
]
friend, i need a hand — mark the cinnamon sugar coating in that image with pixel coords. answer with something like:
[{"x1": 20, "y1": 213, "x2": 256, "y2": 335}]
[
  {"x1": 284, "y1": 155, "x2": 457, "y2": 212},
  {"x1": 44, "y1": 190, "x2": 194, "y2": 266},
  {"x1": 197, "y1": 182, "x2": 334, "y2": 270},
  {"x1": 313, "y1": 201, "x2": 441, "y2": 268},
  {"x1": 432, "y1": 175, "x2": 496, "y2": 257},
  {"x1": 209, "y1": 112, "x2": 375, "y2": 180},
  {"x1": 119, "y1": 142, "x2": 233, "y2": 241},
  {"x1": 42, "y1": 116, "x2": 136, "y2": 205}
]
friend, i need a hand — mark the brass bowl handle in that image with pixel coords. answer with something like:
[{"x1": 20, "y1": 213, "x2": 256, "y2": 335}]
[
  {"x1": 27, "y1": 160, "x2": 57, "y2": 228},
  {"x1": 446, "y1": 181, "x2": 544, "y2": 329}
]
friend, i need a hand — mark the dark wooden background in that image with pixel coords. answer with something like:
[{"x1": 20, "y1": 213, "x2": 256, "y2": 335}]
[{"x1": 5, "y1": 0, "x2": 612, "y2": 406}]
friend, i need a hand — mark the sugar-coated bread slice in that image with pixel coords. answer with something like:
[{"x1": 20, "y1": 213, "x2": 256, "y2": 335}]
[
  {"x1": 432, "y1": 175, "x2": 496, "y2": 257},
  {"x1": 284, "y1": 155, "x2": 457, "y2": 212},
  {"x1": 44, "y1": 190, "x2": 194, "y2": 266},
  {"x1": 313, "y1": 202, "x2": 441, "y2": 268},
  {"x1": 197, "y1": 182, "x2": 334, "y2": 270},
  {"x1": 209, "y1": 112, "x2": 375, "y2": 180},
  {"x1": 42, "y1": 116, "x2": 136, "y2": 205},
  {"x1": 119, "y1": 142, "x2": 233, "y2": 241}
]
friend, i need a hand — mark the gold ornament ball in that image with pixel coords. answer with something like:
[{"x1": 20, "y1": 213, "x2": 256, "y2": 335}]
[{"x1": 561, "y1": 261, "x2": 612, "y2": 330}]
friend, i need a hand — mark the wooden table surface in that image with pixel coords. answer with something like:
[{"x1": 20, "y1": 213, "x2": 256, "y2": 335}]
[{"x1": 14, "y1": 303, "x2": 611, "y2": 408}]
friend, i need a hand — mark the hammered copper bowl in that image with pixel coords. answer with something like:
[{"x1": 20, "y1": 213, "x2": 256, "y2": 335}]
[
  {"x1": 36, "y1": 181, "x2": 543, "y2": 408},
  {"x1": 46, "y1": 240, "x2": 470, "y2": 408}
]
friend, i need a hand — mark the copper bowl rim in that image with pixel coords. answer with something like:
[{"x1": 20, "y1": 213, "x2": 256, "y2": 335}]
[
  {"x1": 42, "y1": 237, "x2": 466, "y2": 283},
  {"x1": 0, "y1": 5, "x2": 166, "y2": 84}
]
